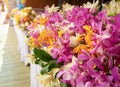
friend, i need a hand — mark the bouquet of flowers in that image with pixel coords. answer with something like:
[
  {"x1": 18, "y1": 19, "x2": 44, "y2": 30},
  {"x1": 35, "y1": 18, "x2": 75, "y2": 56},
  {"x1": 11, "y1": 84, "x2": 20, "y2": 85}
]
[
  {"x1": 10, "y1": 8, "x2": 19, "y2": 18},
  {"x1": 14, "y1": 7, "x2": 36, "y2": 30},
  {"x1": 26, "y1": 13, "x2": 48, "y2": 50},
  {"x1": 27, "y1": 4, "x2": 120, "y2": 87}
]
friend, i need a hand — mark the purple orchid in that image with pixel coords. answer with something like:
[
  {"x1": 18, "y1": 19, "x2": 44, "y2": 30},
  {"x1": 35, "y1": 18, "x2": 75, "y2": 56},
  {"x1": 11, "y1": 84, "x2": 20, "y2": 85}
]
[{"x1": 26, "y1": 5, "x2": 120, "y2": 87}]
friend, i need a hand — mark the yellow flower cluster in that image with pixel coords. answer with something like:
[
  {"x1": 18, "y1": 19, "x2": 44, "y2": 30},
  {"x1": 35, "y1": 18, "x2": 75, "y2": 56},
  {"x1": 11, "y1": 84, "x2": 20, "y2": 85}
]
[
  {"x1": 11, "y1": 8, "x2": 19, "y2": 18},
  {"x1": 28, "y1": 29, "x2": 55, "y2": 50},
  {"x1": 14, "y1": 7, "x2": 36, "y2": 29},
  {"x1": 73, "y1": 25, "x2": 94, "y2": 54},
  {"x1": 33, "y1": 16, "x2": 48, "y2": 25}
]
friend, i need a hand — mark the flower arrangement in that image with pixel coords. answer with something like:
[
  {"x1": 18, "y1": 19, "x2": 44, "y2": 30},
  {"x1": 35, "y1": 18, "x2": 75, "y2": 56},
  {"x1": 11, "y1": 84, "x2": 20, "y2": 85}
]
[
  {"x1": 10, "y1": 8, "x2": 19, "y2": 18},
  {"x1": 27, "y1": 4, "x2": 120, "y2": 87},
  {"x1": 14, "y1": 7, "x2": 36, "y2": 30},
  {"x1": 27, "y1": 14, "x2": 48, "y2": 50}
]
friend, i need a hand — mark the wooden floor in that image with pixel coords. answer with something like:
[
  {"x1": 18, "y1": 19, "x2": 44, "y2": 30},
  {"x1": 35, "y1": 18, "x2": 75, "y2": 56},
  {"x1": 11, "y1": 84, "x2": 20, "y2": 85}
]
[{"x1": 0, "y1": 26, "x2": 30, "y2": 87}]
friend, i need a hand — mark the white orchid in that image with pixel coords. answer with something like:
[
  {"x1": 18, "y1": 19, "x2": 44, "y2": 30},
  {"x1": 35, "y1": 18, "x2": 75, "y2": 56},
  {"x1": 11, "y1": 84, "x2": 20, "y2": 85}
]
[
  {"x1": 69, "y1": 36, "x2": 79, "y2": 48},
  {"x1": 83, "y1": 0, "x2": 99, "y2": 11},
  {"x1": 45, "y1": 4, "x2": 60, "y2": 13},
  {"x1": 102, "y1": 0, "x2": 120, "y2": 16},
  {"x1": 36, "y1": 68, "x2": 60, "y2": 87},
  {"x1": 25, "y1": 22, "x2": 29, "y2": 26},
  {"x1": 62, "y1": 3, "x2": 74, "y2": 12}
]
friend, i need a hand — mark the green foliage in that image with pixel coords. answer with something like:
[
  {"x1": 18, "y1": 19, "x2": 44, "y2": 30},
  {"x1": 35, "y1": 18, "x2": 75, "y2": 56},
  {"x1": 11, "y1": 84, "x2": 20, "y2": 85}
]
[
  {"x1": 34, "y1": 48, "x2": 53, "y2": 62},
  {"x1": 33, "y1": 48, "x2": 59, "y2": 75},
  {"x1": 60, "y1": 83, "x2": 71, "y2": 87},
  {"x1": 40, "y1": 64, "x2": 49, "y2": 75}
]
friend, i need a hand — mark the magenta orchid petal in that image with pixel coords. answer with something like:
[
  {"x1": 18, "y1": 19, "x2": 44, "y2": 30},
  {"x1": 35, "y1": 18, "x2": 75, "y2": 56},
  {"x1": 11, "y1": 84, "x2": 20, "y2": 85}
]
[
  {"x1": 78, "y1": 53, "x2": 89, "y2": 60},
  {"x1": 62, "y1": 71, "x2": 72, "y2": 81},
  {"x1": 106, "y1": 76, "x2": 113, "y2": 83},
  {"x1": 112, "y1": 67, "x2": 119, "y2": 83},
  {"x1": 92, "y1": 58, "x2": 104, "y2": 70},
  {"x1": 108, "y1": 57, "x2": 113, "y2": 70},
  {"x1": 85, "y1": 81, "x2": 93, "y2": 87},
  {"x1": 51, "y1": 48, "x2": 59, "y2": 59},
  {"x1": 57, "y1": 71, "x2": 64, "y2": 78},
  {"x1": 99, "y1": 82, "x2": 110, "y2": 87},
  {"x1": 114, "y1": 14, "x2": 120, "y2": 29}
]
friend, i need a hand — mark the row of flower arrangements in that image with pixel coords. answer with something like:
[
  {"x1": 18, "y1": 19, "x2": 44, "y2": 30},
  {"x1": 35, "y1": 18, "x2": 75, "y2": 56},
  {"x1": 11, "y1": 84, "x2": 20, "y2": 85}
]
[{"x1": 11, "y1": 0, "x2": 120, "y2": 87}]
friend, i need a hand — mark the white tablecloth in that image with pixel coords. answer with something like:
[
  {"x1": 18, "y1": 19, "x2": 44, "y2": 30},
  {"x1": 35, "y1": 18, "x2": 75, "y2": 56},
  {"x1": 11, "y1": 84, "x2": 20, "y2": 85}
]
[
  {"x1": 30, "y1": 63, "x2": 43, "y2": 87},
  {"x1": 0, "y1": 23, "x2": 9, "y2": 71},
  {"x1": 13, "y1": 19, "x2": 43, "y2": 87},
  {"x1": 0, "y1": 12, "x2": 7, "y2": 24},
  {"x1": 13, "y1": 20, "x2": 29, "y2": 65}
]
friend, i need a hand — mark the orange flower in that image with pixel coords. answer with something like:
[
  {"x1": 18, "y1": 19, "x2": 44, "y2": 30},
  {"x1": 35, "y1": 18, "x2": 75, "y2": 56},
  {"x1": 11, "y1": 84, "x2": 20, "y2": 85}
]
[
  {"x1": 58, "y1": 30, "x2": 64, "y2": 37},
  {"x1": 24, "y1": 16, "x2": 30, "y2": 21},
  {"x1": 27, "y1": 37, "x2": 37, "y2": 50},
  {"x1": 31, "y1": 29, "x2": 55, "y2": 49},
  {"x1": 14, "y1": 14, "x2": 21, "y2": 24},
  {"x1": 73, "y1": 25, "x2": 94, "y2": 54},
  {"x1": 34, "y1": 16, "x2": 48, "y2": 25}
]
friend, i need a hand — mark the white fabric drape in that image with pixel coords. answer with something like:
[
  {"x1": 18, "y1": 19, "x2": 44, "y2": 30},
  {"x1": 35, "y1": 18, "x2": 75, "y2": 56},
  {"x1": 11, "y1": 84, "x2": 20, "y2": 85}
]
[
  {"x1": 30, "y1": 63, "x2": 43, "y2": 87},
  {"x1": 13, "y1": 20, "x2": 29, "y2": 65},
  {"x1": 13, "y1": 19, "x2": 43, "y2": 87}
]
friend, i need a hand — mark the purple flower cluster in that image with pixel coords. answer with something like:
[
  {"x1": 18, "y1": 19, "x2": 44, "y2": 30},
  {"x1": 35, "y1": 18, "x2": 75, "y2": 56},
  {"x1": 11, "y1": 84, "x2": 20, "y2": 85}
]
[
  {"x1": 27, "y1": 5, "x2": 120, "y2": 87},
  {"x1": 53, "y1": 7, "x2": 120, "y2": 87}
]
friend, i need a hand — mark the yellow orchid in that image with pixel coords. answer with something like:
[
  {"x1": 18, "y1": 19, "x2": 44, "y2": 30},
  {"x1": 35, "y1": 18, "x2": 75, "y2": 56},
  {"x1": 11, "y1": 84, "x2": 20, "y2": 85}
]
[
  {"x1": 73, "y1": 25, "x2": 94, "y2": 54},
  {"x1": 11, "y1": 8, "x2": 19, "y2": 17},
  {"x1": 38, "y1": 29, "x2": 55, "y2": 47},
  {"x1": 34, "y1": 16, "x2": 48, "y2": 25},
  {"x1": 58, "y1": 30, "x2": 64, "y2": 37},
  {"x1": 13, "y1": 7, "x2": 36, "y2": 30},
  {"x1": 27, "y1": 37, "x2": 37, "y2": 50},
  {"x1": 14, "y1": 14, "x2": 21, "y2": 24},
  {"x1": 27, "y1": 29, "x2": 55, "y2": 50}
]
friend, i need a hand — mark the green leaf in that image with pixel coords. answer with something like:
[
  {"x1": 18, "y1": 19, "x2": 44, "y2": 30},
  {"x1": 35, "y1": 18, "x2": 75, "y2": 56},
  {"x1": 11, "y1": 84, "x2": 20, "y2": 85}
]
[
  {"x1": 35, "y1": 60, "x2": 40, "y2": 64},
  {"x1": 60, "y1": 83, "x2": 71, "y2": 87},
  {"x1": 41, "y1": 63, "x2": 48, "y2": 67},
  {"x1": 49, "y1": 60, "x2": 57, "y2": 64},
  {"x1": 40, "y1": 64, "x2": 49, "y2": 75},
  {"x1": 39, "y1": 60, "x2": 44, "y2": 66},
  {"x1": 48, "y1": 60, "x2": 59, "y2": 72},
  {"x1": 34, "y1": 48, "x2": 53, "y2": 62},
  {"x1": 48, "y1": 63, "x2": 58, "y2": 72}
]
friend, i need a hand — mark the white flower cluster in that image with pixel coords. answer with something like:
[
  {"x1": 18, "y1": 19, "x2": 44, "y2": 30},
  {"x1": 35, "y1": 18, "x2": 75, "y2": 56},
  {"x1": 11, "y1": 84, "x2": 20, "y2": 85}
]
[
  {"x1": 83, "y1": 0, "x2": 99, "y2": 11},
  {"x1": 102, "y1": 0, "x2": 120, "y2": 16},
  {"x1": 45, "y1": 4, "x2": 60, "y2": 13}
]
